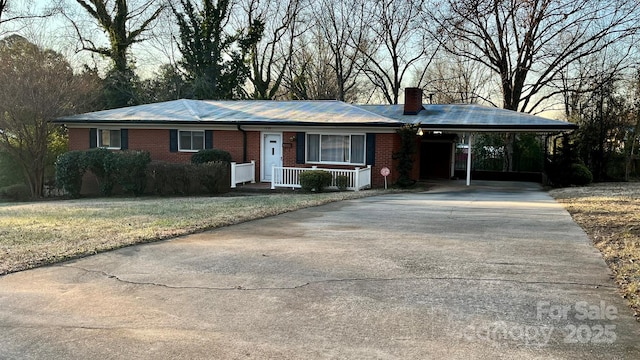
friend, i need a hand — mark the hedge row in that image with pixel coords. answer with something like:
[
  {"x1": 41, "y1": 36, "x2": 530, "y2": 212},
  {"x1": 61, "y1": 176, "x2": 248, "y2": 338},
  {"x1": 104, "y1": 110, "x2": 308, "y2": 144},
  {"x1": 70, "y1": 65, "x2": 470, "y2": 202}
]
[
  {"x1": 55, "y1": 148, "x2": 231, "y2": 198},
  {"x1": 147, "y1": 161, "x2": 229, "y2": 195},
  {"x1": 55, "y1": 148, "x2": 152, "y2": 197}
]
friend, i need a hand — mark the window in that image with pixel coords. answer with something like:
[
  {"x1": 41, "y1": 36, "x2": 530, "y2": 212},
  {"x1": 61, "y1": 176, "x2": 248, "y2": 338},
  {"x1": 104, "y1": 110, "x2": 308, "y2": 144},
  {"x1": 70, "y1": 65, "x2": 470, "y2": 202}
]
[
  {"x1": 179, "y1": 130, "x2": 205, "y2": 151},
  {"x1": 306, "y1": 134, "x2": 365, "y2": 164},
  {"x1": 98, "y1": 129, "x2": 121, "y2": 149}
]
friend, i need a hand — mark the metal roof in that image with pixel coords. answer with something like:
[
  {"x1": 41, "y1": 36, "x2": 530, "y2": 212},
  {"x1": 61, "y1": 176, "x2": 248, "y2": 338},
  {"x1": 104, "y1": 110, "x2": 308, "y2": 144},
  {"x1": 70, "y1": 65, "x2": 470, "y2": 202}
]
[
  {"x1": 358, "y1": 104, "x2": 577, "y2": 131},
  {"x1": 56, "y1": 99, "x2": 576, "y2": 132},
  {"x1": 56, "y1": 99, "x2": 402, "y2": 126}
]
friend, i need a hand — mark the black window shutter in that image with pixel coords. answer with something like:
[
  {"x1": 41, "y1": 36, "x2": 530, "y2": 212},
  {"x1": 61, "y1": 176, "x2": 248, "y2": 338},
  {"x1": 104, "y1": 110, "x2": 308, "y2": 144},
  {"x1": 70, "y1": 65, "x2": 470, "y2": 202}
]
[
  {"x1": 296, "y1": 132, "x2": 305, "y2": 164},
  {"x1": 205, "y1": 130, "x2": 213, "y2": 149},
  {"x1": 120, "y1": 129, "x2": 128, "y2": 150},
  {"x1": 169, "y1": 129, "x2": 178, "y2": 152},
  {"x1": 89, "y1": 128, "x2": 97, "y2": 148},
  {"x1": 366, "y1": 133, "x2": 376, "y2": 166}
]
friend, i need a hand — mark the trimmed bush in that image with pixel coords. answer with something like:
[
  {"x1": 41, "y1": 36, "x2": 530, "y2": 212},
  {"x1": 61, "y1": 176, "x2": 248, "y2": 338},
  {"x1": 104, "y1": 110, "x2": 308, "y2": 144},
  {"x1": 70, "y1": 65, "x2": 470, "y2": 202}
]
[
  {"x1": 300, "y1": 170, "x2": 332, "y2": 192},
  {"x1": 0, "y1": 183, "x2": 31, "y2": 201},
  {"x1": 147, "y1": 162, "x2": 192, "y2": 195},
  {"x1": 569, "y1": 163, "x2": 593, "y2": 186},
  {"x1": 147, "y1": 161, "x2": 230, "y2": 195},
  {"x1": 191, "y1": 149, "x2": 232, "y2": 164},
  {"x1": 198, "y1": 161, "x2": 230, "y2": 195},
  {"x1": 111, "y1": 151, "x2": 151, "y2": 196},
  {"x1": 55, "y1": 150, "x2": 87, "y2": 198},
  {"x1": 83, "y1": 148, "x2": 116, "y2": 195},
  {"x1": 335, "y1": 175, "x2": 349, "y2": 191}
]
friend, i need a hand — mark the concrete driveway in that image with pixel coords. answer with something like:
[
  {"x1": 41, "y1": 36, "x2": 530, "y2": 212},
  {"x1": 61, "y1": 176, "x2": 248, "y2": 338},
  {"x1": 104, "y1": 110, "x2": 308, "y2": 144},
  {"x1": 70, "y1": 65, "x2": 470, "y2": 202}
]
[{"x1": 1, "y1": 181, "x2": 639, "y2": 359}]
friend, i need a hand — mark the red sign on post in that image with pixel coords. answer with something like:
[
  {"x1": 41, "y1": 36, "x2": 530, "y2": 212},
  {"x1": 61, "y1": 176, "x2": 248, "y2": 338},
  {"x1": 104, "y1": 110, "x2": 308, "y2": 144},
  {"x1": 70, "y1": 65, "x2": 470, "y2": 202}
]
[{"x1": 380, "y1": 167, "x2": 390, "y2": 189}]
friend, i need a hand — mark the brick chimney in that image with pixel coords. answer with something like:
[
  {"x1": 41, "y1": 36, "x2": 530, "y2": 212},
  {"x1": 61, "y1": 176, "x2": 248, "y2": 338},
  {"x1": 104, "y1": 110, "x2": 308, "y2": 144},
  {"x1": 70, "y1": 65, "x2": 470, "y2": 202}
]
[{"x1": 403, "y1": 87, "x2": 423, "y2": 115}]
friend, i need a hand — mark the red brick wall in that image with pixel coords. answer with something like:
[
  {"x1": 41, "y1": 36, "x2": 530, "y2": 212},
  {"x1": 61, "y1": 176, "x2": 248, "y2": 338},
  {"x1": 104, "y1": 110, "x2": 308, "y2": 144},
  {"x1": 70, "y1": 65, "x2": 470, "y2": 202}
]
[
  {"x1": 68, "y1": 127, "x2": 406, "y2": 188},
  {"x1": 372, "y1": 133, "x2": 400, "y2": 187},
  {"x1": 68, "y1": 128, "x2": 90, "y2": 151}
]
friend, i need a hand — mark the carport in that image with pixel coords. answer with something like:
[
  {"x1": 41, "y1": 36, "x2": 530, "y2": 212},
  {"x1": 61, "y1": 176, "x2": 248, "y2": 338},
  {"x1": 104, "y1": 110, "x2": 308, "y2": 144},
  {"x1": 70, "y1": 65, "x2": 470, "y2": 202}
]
[{"x1": 361, "y1": 88, "x2": 577, "y2": 185}]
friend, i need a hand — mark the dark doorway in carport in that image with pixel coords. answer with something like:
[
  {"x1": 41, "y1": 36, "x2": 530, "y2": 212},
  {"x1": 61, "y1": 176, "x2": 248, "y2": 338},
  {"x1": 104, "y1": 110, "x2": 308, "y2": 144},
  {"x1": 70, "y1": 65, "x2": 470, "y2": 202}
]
[{"x1": 420, "y1": 140, "x2": 454, "y2": 179}]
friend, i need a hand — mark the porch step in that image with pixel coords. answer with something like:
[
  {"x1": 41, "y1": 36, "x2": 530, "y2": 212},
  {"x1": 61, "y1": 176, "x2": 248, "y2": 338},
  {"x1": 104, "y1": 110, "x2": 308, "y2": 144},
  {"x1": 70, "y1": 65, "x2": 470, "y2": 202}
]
[{"x1": 230, "y1": 182, "x2": 298, "y2": 194}]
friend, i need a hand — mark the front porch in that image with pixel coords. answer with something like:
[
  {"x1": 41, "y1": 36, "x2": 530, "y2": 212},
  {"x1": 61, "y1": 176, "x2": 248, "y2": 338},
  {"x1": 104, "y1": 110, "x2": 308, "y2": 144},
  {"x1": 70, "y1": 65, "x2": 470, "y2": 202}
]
[{"x1": 230, "y1": 162, "x2": 373, "y2": 191}]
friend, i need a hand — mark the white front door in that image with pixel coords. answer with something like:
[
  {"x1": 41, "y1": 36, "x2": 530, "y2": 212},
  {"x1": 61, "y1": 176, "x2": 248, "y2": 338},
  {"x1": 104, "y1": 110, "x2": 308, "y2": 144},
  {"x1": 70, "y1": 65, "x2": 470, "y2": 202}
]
[{"x1": 262, "y1": 133, "x2": 282, "y2": 181}]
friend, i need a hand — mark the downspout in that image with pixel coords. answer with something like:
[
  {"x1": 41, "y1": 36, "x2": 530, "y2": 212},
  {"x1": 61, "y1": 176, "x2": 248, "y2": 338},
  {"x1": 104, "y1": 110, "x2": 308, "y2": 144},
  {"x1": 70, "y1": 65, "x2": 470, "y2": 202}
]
[{"x1": 237, "y1": 123, "x2": 247, "y2": 163}]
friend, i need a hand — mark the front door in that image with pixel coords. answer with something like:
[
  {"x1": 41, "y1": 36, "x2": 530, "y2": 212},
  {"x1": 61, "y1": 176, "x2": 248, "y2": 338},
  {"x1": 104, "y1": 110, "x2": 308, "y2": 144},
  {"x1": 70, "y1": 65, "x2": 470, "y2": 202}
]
[{"x1": 262, "y1": 133, "x2": 282, "y2": 181}]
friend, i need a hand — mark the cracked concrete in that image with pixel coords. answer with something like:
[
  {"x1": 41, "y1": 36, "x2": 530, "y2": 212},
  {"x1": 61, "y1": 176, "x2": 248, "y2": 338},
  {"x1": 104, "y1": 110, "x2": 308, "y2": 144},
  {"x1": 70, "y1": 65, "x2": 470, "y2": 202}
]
[{"x1": 1, "y1": 180, "x2": 639, "y2": 359}]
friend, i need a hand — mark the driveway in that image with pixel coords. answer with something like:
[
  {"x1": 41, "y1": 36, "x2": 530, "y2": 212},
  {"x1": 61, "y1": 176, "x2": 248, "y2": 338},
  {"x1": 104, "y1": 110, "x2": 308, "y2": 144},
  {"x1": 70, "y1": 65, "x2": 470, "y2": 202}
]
[{"x1": 1, "y1": 181, "x2": 638, "y2": 359}]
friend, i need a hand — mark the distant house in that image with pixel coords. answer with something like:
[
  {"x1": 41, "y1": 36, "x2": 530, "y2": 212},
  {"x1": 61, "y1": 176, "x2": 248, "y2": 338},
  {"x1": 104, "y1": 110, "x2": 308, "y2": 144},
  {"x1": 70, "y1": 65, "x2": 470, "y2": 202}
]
[{"x1": 55, "y1": 88, "x2": 576, "y2": 189}]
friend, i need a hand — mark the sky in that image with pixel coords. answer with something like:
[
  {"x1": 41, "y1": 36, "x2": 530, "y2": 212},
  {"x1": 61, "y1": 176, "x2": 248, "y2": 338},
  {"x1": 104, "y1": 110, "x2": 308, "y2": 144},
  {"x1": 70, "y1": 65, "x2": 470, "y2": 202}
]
[{"x1": 0, "y1": 0, "x2": 570, "y2": 120}]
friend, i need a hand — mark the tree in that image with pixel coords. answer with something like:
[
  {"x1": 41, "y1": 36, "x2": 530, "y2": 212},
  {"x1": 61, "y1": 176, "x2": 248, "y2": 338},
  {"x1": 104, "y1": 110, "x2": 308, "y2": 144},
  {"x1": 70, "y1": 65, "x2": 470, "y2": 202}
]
[
  {"x1": 172, "y1": 0, "x2": 263, "y2": 99},
  {"x1": 312, "y1": 0, "x2": 366, "y2": 102},
  {"x1": 359, "y1": 0, "x2": 436, "y2": 104},
  {"x1": 240, "y1": 0, "x2": 302, "y2": 100},
  {"x1": 0, "y1": 0, "x2": 55, "y2": 26},
  {"x1": 0, "y1": 35, "x2": 100, "y2": 198},
  {"x1": 430, "y1": 0, "x2": 640, "y2": 112},
  {"x1": 139, "y1": 63, "x2": 188, "y2": 103},
  {"x1": 67, "y1": 0, "x2": 165, "y2": 107},
  {"x1": 284, "y1": 31, "x2": 342, "y2": 100},
  {"x1": 0, "y1": 0, "x2": 8, "y2": 23},
  {"x1": 421, "y1": 53, "x2": 496, "y2": 105}
]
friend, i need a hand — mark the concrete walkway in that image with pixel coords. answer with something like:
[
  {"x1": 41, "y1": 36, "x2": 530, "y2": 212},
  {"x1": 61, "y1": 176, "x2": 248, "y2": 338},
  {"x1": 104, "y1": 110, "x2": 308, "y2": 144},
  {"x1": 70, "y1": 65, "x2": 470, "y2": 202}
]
[{"x1": 1, "y1": 182, "x2": 638, "y2": 359}]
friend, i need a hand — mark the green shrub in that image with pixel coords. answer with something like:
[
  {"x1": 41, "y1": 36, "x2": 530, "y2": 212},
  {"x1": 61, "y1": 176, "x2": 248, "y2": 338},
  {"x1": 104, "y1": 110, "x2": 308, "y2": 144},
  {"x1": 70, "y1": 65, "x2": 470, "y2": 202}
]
[
  {"x1": 569, "y1": 163, "x2": 593, "y2": 186},
  {"x1": 335, "y1": 175, "x2": 349, "y2": 191},
  {"x1": 147, "y1": 162, "x2": 192, "y2": 195},
  {"x1": 0, "y1": 183, "x2": 31, "y2": 201},
  {"x1": 300, "y1": 170, "x2": 332, "y2": 192},
  {"x1": 83, "y1": 148, "x2": 116, "y2": 196},
  {"x1": 146, "y1": 162, "x2": 168, "y2": 195},
  {"x1": 197, "y1": 162, "x2": 230, "y2": 195},
  {"x1": 55, "y1": 150, "x2": 87, "y2": 198},
  {"x1": 111, "y1": 151, "x2": 151, "y2": 196},
  {"x1": 147, "y1": 162, "x2": 229, "y2": 195},
  {"x1": 191, "y1": 149, "x2": 232, "y2": 164}
]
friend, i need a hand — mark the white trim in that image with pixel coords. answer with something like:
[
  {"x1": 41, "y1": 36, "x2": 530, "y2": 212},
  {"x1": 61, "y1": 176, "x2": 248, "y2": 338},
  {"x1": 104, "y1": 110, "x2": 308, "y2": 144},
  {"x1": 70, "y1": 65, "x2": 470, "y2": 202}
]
[{"x1": 64, "y1": 124, "x2": 398, "y2": 133}]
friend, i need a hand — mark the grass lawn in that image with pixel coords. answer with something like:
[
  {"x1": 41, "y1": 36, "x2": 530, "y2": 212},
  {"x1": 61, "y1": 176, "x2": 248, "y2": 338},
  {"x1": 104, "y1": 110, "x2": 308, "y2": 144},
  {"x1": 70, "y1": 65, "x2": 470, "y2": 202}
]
[
  {"x1": 550, "y1": 183, "x2": 640, "y2": 321},
  {"x1": 0, "y1": 190, "x2": 393, "y2": 276}
]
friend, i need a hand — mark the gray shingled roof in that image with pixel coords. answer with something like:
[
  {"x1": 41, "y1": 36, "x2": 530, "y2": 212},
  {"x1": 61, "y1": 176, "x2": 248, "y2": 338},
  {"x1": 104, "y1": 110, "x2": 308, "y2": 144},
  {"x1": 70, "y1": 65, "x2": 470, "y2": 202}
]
[
  {"x1": 56, "y1": 99, "x2": 402, "y2": 126},
  {"x1": 56, "y1": 99, "x2": 576, "y2": 131},
  {"x1": 359, "y1": 104, "x2": 577, "y2": 131}
]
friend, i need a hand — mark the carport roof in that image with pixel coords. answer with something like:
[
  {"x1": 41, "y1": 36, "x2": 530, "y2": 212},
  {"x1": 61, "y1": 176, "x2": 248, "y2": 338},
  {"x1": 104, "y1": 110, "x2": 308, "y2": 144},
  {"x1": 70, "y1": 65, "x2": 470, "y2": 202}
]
[
  {"x1": 56, "y1": 99, "x2": 576, "y2": 132},
  {"x1": 359, "y1": 104, "x2": 577, "y2": 132}
]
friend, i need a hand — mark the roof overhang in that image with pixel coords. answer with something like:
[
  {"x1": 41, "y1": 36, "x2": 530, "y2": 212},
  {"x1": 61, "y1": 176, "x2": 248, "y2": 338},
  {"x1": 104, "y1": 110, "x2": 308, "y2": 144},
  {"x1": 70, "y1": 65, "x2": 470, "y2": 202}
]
[{"x1": 55, "y1": 99, "x2": 578, "y2": 133}]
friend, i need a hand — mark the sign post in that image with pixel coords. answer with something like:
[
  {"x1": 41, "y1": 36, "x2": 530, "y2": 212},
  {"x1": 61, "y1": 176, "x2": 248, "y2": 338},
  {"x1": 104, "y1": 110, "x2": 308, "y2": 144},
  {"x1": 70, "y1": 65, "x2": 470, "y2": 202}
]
[{"x1": 380, "y1": 167, "x2": 390, "y2": 189}]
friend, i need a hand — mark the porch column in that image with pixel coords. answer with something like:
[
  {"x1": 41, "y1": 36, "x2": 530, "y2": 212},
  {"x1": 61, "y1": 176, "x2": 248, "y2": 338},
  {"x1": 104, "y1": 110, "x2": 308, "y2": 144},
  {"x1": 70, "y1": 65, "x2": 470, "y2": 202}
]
[{"x1": 466, "y1": 133, "x2": 473, "y2": 186}]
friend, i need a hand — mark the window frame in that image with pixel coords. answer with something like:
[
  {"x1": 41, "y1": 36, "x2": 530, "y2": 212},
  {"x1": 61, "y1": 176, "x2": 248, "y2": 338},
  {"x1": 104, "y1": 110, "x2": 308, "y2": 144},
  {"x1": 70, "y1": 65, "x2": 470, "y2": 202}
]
[
  {"x1": 305, "y1": 133, "x2": 366, "y2": 165},
  {"x1": 97, "y1": 128, "x2": 122, "y2": 150},
  {"x1": 178, "y1": 130, "x2": 206, "y2": 152}
]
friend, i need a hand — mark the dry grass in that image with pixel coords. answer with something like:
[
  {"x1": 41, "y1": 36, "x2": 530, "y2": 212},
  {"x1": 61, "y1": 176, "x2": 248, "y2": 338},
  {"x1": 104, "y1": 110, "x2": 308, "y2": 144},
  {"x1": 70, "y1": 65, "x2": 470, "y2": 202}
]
[
  {"x1": 0, "y1": 190, "x2": 392, "y2": 276},
  {"x1": 550, "y1": 183, "x2": 640, "y2": 320}
]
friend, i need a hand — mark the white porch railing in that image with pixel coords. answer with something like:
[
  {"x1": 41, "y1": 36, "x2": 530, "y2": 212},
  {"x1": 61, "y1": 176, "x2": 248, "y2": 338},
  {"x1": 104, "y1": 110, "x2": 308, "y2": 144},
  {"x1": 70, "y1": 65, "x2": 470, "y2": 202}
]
[
  {"x1": 230, "y1": 161, "x2": 256, "y2": 188},
  {"x1": 271, "y1": 165, "x2": 372, "y2": 191}
]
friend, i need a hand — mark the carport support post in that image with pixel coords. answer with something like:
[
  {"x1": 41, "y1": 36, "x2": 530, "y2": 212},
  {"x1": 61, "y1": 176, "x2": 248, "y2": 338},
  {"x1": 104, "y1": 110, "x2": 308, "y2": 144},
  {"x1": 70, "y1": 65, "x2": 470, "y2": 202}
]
[{"x1": 466, "y1": 133, "x2": 473, "y2": 186}]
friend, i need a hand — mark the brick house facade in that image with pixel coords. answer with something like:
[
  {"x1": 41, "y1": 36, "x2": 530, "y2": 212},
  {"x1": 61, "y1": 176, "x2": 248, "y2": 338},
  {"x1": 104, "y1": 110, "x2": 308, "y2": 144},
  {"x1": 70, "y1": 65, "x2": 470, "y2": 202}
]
[{"x1": 59, "y1": 88, "x2": 576, "y2": 189}]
